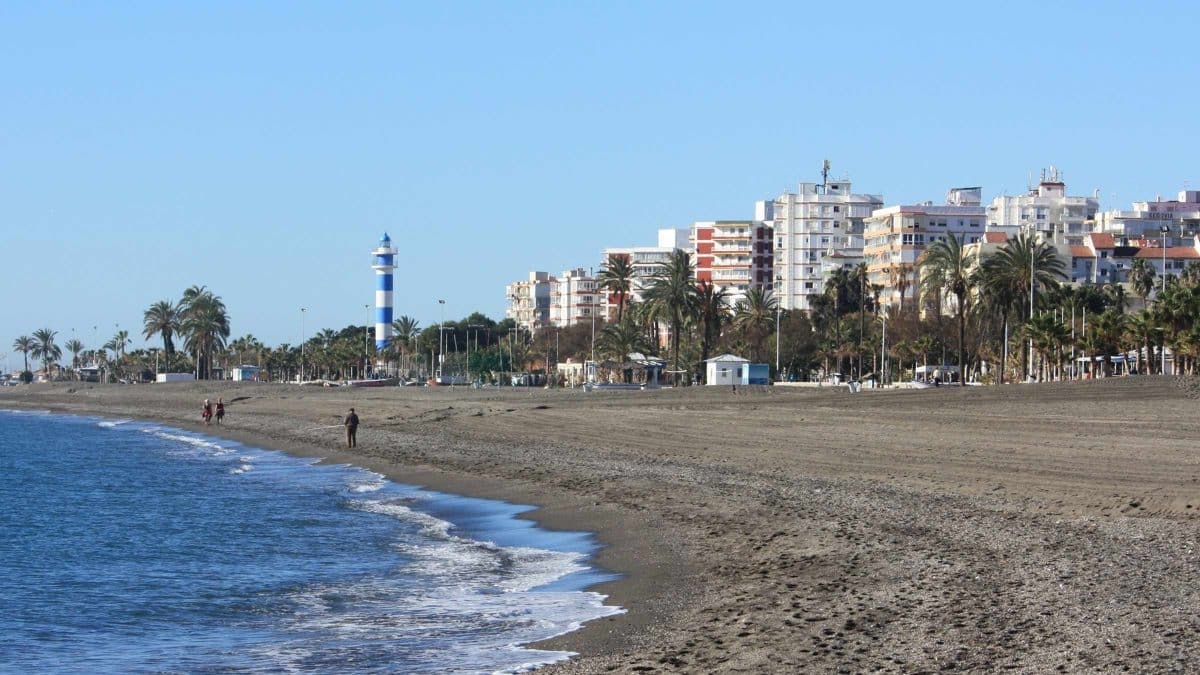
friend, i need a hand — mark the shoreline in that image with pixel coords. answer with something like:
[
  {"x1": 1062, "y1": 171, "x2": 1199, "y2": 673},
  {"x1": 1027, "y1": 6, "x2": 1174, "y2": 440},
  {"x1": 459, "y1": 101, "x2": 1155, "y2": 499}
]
[
  {"x1": 0, "y1": 390, "x2": 686, "y2": 665},
  {"x1": 7, "y1": 378, "x2": 1200, "y2": 672}
]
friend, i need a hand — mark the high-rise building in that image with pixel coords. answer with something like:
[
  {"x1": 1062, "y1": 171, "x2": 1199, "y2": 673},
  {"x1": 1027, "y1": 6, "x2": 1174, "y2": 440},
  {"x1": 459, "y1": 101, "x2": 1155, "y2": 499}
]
[
  {"x1": 601, "y1": 228, "x2": 691, "y2": 318},
  {"x1": 769, "y1": 167, "x2": 883, "y2": 311},
  {"x1": 985, "y1": 167, "x2": 1098, "y2": 243},
  {"x1": 505, "y1": 271, "x2": 553, "y2": 332},
  {"x1": 549, "y1": 268, "x2": 603, "y2": 327},
  {"x1": 863, "y1": 187, "x2": 987, "y2": 309},
  {"x1": 691, "y1": 220, "x2": 773, "y2": 306}
]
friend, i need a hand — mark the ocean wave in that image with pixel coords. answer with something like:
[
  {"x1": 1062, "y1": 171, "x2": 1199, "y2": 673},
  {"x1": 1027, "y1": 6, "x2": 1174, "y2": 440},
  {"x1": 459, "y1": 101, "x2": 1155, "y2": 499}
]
[
  {"x1": 348, "y1": 498, "x2": 590, "y2": 593},
  {"x1": 146, "y1": 430, "x2": 234, "y2": 454},
  {"x1": 97, "y1": 419, "x2": 134, "y2": 428}
]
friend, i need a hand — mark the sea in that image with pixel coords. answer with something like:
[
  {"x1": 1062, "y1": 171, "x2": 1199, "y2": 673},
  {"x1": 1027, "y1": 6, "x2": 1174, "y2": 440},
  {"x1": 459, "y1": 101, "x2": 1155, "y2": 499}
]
[{"x1": 0, "y1": 409, "x2": 621, "y2": 674}]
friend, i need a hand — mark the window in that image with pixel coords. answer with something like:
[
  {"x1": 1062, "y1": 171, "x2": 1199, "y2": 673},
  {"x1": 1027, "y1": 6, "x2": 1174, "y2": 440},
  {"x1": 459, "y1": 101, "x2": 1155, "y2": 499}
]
[
  {"x1": 938, "y1": 222, "x2": 947, "y2": 228},
  {"x1": 833, "y1": 205, "x2": 840, "y2": 213},
  {"x1": 1100, "y1": 251, "x2": 1108, "y2": 258},
  {"x1": 902, "y1": 233, "x2": 914, "y2": 245},
  {"x1": 969, "y1": 236, "x2": 979, "y2": 244},
  {"x1": 970, "y1": 220, "x2": 980, "y2": 228},
  {"x1": 804, "y1": 282, "x2": 814, "y2": 289},
  {"x1": 821, "y1": 237, "x2": 829, "y2": 244},
  {"x1": 958, "y1": 220, "x2": 964, "y2": 227}
]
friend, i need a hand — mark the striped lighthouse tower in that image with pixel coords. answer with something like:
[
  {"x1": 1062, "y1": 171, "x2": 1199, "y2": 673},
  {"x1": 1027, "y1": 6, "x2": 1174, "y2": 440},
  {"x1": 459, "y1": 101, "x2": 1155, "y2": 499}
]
[{"x1": 372, "y1": 233, "x2": 397, "y2": 352}]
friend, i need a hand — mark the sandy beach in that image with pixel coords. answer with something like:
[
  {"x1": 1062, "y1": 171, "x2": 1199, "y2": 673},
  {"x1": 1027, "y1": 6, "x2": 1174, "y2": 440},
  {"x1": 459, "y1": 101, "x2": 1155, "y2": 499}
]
[{"x1": 5, "y1": 377, "x2": 1200, "y2": 672}]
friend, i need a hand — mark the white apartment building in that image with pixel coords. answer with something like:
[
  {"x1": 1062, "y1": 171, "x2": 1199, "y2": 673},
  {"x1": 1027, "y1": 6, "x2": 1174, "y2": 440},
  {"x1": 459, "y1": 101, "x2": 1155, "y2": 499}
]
[
  {"x1": 769, "y1": 176, "x2": 883, "y2": 311},
  {"x1": 505, "y1": 271, "x2": 552, "y2": 332},
  {"x1": 863, "y1": 187, "x2": 987, "y2": 308},
  {"x1": 1095, "y1": 190, "x2": 1200, "y2": 241},
  {"x1": 601, "y1": 228, "x2": 691, "y2": 317},
  {"x1": 549, "y1": 268, "x2": 603, "y2": 327},
  {"x1": 986, "y1": 167, "x2": 1098, "y2": 243}
]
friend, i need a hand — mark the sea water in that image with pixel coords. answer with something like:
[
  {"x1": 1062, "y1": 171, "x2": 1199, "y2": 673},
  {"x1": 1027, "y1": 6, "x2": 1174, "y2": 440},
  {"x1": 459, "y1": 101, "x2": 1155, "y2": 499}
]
[{"x1": 0, "y1": 410, "x2": 620, "y2": 673}]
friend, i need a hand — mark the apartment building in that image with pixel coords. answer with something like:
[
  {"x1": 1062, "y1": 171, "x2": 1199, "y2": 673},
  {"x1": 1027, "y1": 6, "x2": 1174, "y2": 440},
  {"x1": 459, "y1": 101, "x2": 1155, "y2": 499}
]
[
  {"x1": 691, "y1": 220, "x2": 773, "y2": 306},
  {"x1": 505, "y1": 271, "x2": 552, "y2": 332},
  {"x1": 863, "y1": 187, "x2": 986, "y2": 309},
  {"x1": 770, "y1": 173, "x2": 883, "y2": 311},
  {"x1": 601, "y1": 228, "x2": 691, "y2": 318},
  {"x1": 549, "y1": 268, "x2": 603, "y2": 327},
  {"x1": 986, "y1": 167, "x2": 1099, "y2": 243},
  {"x1": 1095, "y1": 190, "x2": 1200, "y2": 240}
]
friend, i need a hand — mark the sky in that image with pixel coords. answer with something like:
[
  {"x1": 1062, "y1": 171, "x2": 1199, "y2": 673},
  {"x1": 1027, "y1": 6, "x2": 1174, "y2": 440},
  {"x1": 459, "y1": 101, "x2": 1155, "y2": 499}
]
[{"x1": 2, "y1": 1, "x2": 1198, "y2": 353}]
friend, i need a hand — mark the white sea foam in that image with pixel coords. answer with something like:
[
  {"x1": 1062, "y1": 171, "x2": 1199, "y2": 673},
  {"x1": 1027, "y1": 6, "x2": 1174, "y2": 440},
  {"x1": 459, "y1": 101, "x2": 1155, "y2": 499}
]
[
  {"x1": 347, "y1": 470, "x2": 387, "y2": 493},
  {"x1": 230, "y1": 464, "x2": 253, "y2": 475},
  {"x1": 348, "y1": 498, "x2": 593, "y2": 594},
  {"x1": 97, "y1": 419, "x2": 133, "y2": 428},
  {"x1": 147, "y1": 430, "x2": 233, "y2": 454}
]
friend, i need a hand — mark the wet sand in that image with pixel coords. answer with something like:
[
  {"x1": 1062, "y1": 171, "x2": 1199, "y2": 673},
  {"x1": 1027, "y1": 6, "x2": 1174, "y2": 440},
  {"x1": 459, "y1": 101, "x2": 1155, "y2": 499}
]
[{"x1": 5, "y1": 377, "x2": 1200, "y2": 672}]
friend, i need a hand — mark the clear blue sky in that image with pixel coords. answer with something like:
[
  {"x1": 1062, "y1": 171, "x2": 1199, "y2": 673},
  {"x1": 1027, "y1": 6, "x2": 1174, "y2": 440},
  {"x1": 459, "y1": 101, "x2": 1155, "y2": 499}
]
[{"x1": 2, "y1": 1, "x2": 1197, "y2": 351}]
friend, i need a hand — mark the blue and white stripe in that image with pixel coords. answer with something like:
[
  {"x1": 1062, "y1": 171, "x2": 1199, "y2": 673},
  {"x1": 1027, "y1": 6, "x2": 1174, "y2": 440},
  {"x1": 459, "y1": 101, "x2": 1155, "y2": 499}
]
[{"x1": 371, "y1": 233, "x2": 397, "y2": 352}]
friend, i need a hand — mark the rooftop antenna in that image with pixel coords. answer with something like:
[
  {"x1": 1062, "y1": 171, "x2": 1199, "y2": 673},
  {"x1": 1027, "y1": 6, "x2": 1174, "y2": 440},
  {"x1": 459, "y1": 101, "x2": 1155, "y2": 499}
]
[{"x1": 820, "y1": 159, "x2": 831, "y2": 194}]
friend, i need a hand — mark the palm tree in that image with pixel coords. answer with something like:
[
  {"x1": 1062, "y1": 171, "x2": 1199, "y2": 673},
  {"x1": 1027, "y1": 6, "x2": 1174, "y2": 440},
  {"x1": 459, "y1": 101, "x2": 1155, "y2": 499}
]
[
  {"x1": 643, "y1": 249, "x2": 698, "y2": 385},
  {"x1": 731, "y1": 287, "x2": 778, "y2": 364},
  {"x1": 599, "y1": 254, "x2": 636, "y2": 324},
  {"x1": 889, "y1": 263, "x2": 914, "y2": 315},
  {"x1": 12, "y1": 335, "x2": 34, "y2": 374},
  {"x1": 64, "y1": 338, "x2": 85, "y2": 377},
  {"x1": 1129, "y1": 258, "x2": 1156, "y2": 309},
  {"x1": 143, "y1": 300, "x2": 180, "y2": 368},
  {"x1": 978, "y1": 233, "x2": 1066, "y2": 381},
  {"x1": 596, "y1": 319, "x2": 649, "y2": 383},
  {"x1": 31, "y1": 328, "x2": 62, "y2": 379},
  {"x1": 1127, "y1": 311, "x2": 1157, "y2": 375},
  {"x1": 180, "y1": 289, "x2": 230, "y2": 379},
  {"x1": 392, "y1": 316, "x2": 421, "y2": 349},
  {"x1": 919, "y1": 234, "x2": 976, "y2": 385},
  {"x1": 854, "y1": 263, "x2": 870, "y2": 378},
  {"x1": 695, "y1": 281, "x2": 729, "y2": 378}
]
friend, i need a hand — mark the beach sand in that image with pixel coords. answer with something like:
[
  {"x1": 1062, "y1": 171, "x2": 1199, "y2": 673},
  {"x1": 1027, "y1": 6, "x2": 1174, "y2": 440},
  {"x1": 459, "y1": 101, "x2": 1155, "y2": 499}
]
[{"x1": 5, "y1": 377, "x2": 1200, "y2": 672}]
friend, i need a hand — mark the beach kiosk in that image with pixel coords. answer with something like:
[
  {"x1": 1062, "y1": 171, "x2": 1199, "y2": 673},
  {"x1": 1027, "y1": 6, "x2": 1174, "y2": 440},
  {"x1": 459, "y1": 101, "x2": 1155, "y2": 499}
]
[{"x1": 700, "y1": 353, "x2": 748, "y2": 384}]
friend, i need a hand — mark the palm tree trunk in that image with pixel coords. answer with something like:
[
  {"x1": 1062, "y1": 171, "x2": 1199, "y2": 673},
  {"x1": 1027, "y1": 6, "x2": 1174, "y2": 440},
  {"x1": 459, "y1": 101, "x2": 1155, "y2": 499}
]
[{"x1": 999, "y1": 312, "x2": 1008, "y2": 385}]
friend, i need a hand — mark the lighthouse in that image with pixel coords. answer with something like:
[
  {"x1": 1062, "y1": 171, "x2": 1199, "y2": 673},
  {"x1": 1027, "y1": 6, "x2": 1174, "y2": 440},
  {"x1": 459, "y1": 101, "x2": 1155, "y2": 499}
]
[{"x1": 372, "y1": 233, "x2": 397, "y2": 352}]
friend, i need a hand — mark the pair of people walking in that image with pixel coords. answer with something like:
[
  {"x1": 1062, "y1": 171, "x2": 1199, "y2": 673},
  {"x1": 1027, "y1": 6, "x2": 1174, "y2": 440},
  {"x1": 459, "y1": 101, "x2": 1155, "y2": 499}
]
[{"x1": 201, "y1": 398, "x2": 225, "y2": 425}]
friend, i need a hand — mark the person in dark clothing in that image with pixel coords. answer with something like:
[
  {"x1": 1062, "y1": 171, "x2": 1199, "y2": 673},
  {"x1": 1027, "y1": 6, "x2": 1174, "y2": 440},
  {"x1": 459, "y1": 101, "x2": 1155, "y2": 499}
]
[
  {"x1": 344, "y1": 408, "x2": 359, "y2": 448},
  {"x1": 215, "y1": 398, "x2": 225, "y2": 425}
]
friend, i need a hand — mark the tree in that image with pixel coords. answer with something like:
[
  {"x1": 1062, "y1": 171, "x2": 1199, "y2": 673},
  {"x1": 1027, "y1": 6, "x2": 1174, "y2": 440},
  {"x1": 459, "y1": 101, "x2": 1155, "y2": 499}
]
[
  {"x1": 643, "y1": 249, "x2": 698, "y2": 385},
  {"x1": 731, "y1": 287, "x2": 777, "y2": 364},
  {"x1": 978, "y1": 233, "x2": 1066, "y2": 381},
  {"x1": 12, "y1": 335, "x2": 34, "y2": 374},
  {"x1": 1129, "y1": 258, "x2": 1156, "y2": 308},
  {"x1": 180, "y1": 288, "x2": 231, "y2": 379},
  {"x1": 143, "y1": 300, "x2": 180, "y2": 368},
  {"x1": 889, "y1": 263, "x2": 915, "y2": 315},
  {"x1": 596, "y1": 319, "x2": 648, "y2": 383},
  {"x1": 919, "y1": 234, "x2": 976, "y2": 385},
  {"x1": 64, "y1": 338, "x2": 85, "y2": 376},
  {"x1": 31, "y1": 328, "x2": 62, "y2": 379},
  {"x1": 695, "y1": 281, "x2": 729, "y2": 379},
  {"x1": 599, "y1": 254, "x2": 636, "y2": 324}
]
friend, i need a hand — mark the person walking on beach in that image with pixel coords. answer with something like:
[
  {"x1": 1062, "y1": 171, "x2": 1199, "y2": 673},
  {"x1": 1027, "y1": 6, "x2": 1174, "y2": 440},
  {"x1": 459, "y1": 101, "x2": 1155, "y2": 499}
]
[
  {"x1": 343, "y1": 408, "x2": 359, "y2": 448},
  {"x1": 215, "y1": 398, "x2": 225, "y2": 425},
  {"x1": 202, "y1": 399, "x2": 213, "y2": 425}
]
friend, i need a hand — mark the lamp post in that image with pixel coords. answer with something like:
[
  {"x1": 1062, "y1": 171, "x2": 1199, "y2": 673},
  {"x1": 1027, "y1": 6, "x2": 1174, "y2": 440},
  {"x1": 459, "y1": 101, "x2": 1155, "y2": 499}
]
[
  {"x1": 437, "y1": 299, "x2": 446, "y2": 380},
  {"x1": 364, "y1": 304, "x2": 371, "y2": 378},
  {"x1": 590, "y1": 266, "x2": 597, "y2": 365},
  {"x1": 775, "y1": 306, "x2": 782, "y2": 381},
  {"x1": 1161, "y1": 224, "x2": 1169, "y2": 376},
  {"x1": 300, "y1": 307, "x2": 307, "y2": 382}
]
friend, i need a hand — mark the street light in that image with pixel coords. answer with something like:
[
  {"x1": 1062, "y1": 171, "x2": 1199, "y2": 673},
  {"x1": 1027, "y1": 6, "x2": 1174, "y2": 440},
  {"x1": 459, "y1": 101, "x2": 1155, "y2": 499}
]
[
  {"x1": 437, "y1": 299, "x2": 446, "y2": 379},
  {"x1": 1161, "y1": 224, "x2": 1170, "y2": 376},
  {"x1": 775, "y1": 306, "x2": 782, "y2": 381},
  {"x1": 300, "y1": 307, "x2": 307, "y2": 382},
  {"x1": 364, "y1": 304, "x2": 371, "y2": 378}
]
